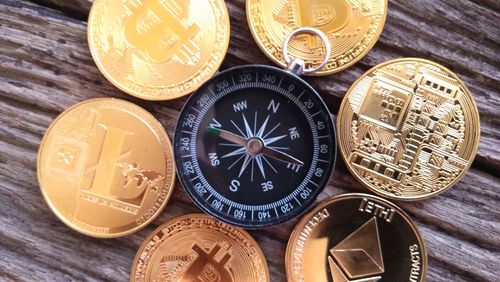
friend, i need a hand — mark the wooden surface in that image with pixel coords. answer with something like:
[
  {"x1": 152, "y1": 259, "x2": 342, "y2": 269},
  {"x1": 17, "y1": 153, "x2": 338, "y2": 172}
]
[{"x1": 0, "y1": 0, "x2": 499, "y2": 281}]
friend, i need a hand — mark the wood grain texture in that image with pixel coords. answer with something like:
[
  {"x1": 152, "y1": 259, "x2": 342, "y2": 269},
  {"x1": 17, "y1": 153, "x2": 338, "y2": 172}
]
[{"x1": 0, "y1": 0, "x2": 498, "y2": 281}]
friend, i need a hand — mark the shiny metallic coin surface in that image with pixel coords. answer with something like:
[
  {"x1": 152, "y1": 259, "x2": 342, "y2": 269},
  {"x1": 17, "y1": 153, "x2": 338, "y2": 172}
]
[
  {"x1": 37, "y1": 98, "x2": 175, "y2": 237},
  {"x1": 88, "y1": 0, "x2": 230, "y2": 100},
  {"x1": 246, "y1": 0, "x2": 387, "y2": 75},
  {"x1": 337, "y1": 58, "x2": 480, "y2": 200},
  {"x1": 130, "y1": 214, "x2": 270, "y2": 282},
  {"x1": 286, "y1": 193, "x2": 426, "y2": 282}
]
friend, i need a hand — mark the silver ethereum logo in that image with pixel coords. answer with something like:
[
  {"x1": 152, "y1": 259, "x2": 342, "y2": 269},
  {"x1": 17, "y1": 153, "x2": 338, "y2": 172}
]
[{"x1": 329, "y1": 217, "x2": 384, "y2": 282}]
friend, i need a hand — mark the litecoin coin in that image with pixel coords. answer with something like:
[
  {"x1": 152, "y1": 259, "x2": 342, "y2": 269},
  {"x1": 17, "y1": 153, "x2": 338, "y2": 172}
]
[
  {"x1": 130, "y1": 214, "x2": 270, "y2": 282},
  {"x1": 286, "y1": 193, "x2": 427, "y2": 282},
  {"x1": 247, "y1": 0, "x2": 387, "y2": 75},
  {"x1": 88, "y1": 0, "x2": 230, "y2": 100},
  {"x1": 174, "y1": 65, "x2": 336, "y2": 228},
  {"x1": 337, "y1": 58, "x2": 480, "y2": 200},
  {"x1": 37, "y1": 98, "x2": 175, "y2": 237}
]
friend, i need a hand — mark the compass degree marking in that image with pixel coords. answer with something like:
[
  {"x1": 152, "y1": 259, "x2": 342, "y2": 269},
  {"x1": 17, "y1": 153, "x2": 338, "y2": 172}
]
[
  {"x1": 189, "y1": 75, "x2": 327, "y2": 210},
  {"x1": 175, "y1": 66, "x2": 335, "y2": 227}
]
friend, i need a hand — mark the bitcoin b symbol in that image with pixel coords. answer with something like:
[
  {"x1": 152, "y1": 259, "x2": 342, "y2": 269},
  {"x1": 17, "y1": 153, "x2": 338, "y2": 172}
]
[
  {"x1": 180, "y1": 243, "x2": 234, "y2": 282},
  {"x1": 123, "y1": 0, "x2": 201, "y2": 65},
  {"x1": 296, "y1": 0, "x2": 351, "y2": 49}
]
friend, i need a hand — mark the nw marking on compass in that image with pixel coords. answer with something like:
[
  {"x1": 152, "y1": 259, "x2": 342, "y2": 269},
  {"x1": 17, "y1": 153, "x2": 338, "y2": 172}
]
[{"x1": 207, "y1": 110, "x2": 304, "y2": 182}]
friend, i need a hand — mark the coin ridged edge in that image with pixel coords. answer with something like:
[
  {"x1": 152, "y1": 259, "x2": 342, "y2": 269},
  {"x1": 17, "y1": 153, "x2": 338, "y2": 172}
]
[
  {"x1": 336, "y1": 57, "x2": 481, "y2": 201},
  {"x1": 87, "y1": 1, "x2": 231, "y2": 100},
  {"x1": 129, "y1": 213, "x2": 270, "y2": 282},
  {"x1": 285, "y1": 193, "x2": 428, "y2": 282},
  {"x1": 245, "y1": 0, "x2": 388, "y2": 76},
  {"x1": 37, "y1": 98, "x2": 176, "y2": 238}
]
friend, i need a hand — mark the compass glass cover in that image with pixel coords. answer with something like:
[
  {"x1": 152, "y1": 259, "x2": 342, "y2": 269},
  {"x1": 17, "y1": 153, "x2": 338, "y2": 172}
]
[{"x1": 174, "y1": 65, "x2": 336, "y2": 227}]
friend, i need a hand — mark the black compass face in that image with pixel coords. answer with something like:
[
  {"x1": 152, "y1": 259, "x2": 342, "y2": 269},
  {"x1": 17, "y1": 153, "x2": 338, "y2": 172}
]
[{"x1": 174, "y1": 65, "x2": 336, "y2": 228}]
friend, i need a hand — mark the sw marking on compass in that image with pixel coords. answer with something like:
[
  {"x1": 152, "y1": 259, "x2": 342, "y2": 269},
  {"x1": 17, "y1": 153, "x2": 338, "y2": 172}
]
[
  {"x1": 174, "y1": 66, "x2": 336, "y2": 228},
  {"x1": 207, "y1": 110, "x2": 303, "y2": 182}
]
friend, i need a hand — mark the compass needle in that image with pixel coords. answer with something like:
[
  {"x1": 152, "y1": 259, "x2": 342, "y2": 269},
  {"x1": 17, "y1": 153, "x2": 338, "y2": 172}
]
[
  {"x1": 175, "y1": 65, "x2": 336, "y2": 227},
  {"x1": 261, "y1": 147, "x2": 303, "y2": 166},
  {"x1": 208, "y1": 127, "x2": 248, "y2": 146}
]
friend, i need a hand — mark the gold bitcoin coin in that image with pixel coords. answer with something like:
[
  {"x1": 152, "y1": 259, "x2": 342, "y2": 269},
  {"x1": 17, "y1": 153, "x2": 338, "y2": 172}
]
[
  {"x1": 88, "y1": 0, "x2": 230, "y2": 100},
  {"x1": 337, "y1": 58, "x2": 481, "y2": 200},
  {"x1": 286, "y1": 193, "x2": 426, "y2": 282},
  {"x1": 130, "y1": 214, "x2": 270, "y2": 282},
  {"x1": 247, "y1": 0, "x2": 387, "y2": 75},
  {"x1": 37, "y1": 98, "x2": 175, "y2": 237}
]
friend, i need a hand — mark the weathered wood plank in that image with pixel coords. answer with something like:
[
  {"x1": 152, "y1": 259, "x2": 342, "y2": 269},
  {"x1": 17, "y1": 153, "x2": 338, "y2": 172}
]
[
  {"x1": 2, "y1": 0, "x2": 499, "y2": 171},
  {"x1": 0, "y1": 0, "x2": 499, "y2": 281},
  {"x1": 0, "y1": 133, "x2": 498, "y2": 281}
]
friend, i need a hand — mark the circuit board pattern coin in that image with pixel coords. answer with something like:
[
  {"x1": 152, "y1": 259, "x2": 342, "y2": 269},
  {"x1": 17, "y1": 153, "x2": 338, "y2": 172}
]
[
  {"x1": 337, "y1": 58, "x2": 480, "y2": 200},
  {"x1": 37, "y1": 98, "x2": 175, "y2": 237},
  {"x1": 247, "y1": 0, "x2": 387, "y2": 75},
  {"x1": 130, "y1": 214, "x2": 269, "y2": 282},
  {"x1": 88, "y1": 0, "x2": 230, "y2": 100},
  {"x1": 174, "y1": 65, "x2": 336, "y2": 228},
  {"x1": 286, "y1": 193, "x2": 427, "y2": 282}
]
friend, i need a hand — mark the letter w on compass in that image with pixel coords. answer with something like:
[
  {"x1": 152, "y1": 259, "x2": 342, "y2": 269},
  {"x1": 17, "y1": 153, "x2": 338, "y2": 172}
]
[{"x1": 208, "y1": 113, "x2": 304, "y2": 182}]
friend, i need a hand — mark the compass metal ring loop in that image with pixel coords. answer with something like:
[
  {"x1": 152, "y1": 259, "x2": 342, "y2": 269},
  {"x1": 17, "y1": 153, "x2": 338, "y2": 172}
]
[{"x1": 283, "y1": 27, "x2": 331, "y2": 75}]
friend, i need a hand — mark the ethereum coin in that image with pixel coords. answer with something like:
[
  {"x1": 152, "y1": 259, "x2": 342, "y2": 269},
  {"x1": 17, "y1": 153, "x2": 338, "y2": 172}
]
[
  {"x1": 37, "y1": 98, "x2": 176, "y2": 237},
  {"x1": 337, "y1": 58, "x2": 481, "y2": 200},
  {"x1": 286, "y1": 193, "x2": 426, "y2": 282},
  {"x1": 130, "y1": 214, "x2": 270, "y2": 282},
  {"x1": 246, "y1": 0, "x2": 387, "y2": 75},
  {"x1": 88, "y1": 0, "x2": 230, "y2": 100}
]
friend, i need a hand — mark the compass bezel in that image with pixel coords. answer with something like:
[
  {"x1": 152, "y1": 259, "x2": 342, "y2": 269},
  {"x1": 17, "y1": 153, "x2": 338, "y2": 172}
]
[{"x1": 174, "y1": 65, "x2": 337, "y2": 228}]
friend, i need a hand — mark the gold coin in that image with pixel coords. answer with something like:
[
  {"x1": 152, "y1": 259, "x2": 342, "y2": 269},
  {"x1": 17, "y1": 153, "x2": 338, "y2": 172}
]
[
  {"x1": 37, "y1": 98, "x2": 175, "y2": 237},
  {"x1": 337, "y1": 58, "x2": 480, "y2": 200},
  {"x1": 88, "y1": 0, "x2": 230, "y2": 100},
  {"x1": 286, "y1": 193, "x2": 427, "y2": 282},
  {"x1": 130, "y1": 214, "x2": 270, "y2": 282},
  {"x1": 246, "y1": 0, "x2": 387, "y2": 75}
]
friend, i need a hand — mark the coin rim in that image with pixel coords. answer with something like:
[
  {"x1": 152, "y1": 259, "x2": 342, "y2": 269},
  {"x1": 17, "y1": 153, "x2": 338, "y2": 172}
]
[
  {"x1": 129, "y1": 213, "x2": 270, "y2": 282},
  {"x1": 173, "y1": 64, "x2": 337, "y2": 228},
  {"x1": 337, "y1": 57, "x2": 481, "y2": 200},
  {"x1": 245, "y1": 0, "x2": 388, "y2": 76},
  {"x1": 87, "y1": 0, "x2": 231, "y2": 101},
  {"x1": 37, "y1": 98, "x2": 176, "y2": 238},
  {"x1": 285, "y1": 193, "x2": 428, "y2": 282}
]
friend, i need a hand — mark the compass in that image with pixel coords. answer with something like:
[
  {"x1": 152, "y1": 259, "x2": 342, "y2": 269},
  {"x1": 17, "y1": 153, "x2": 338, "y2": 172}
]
[
  {"x1": 174, "y1": 64, "x2": 336, "y2": 227},
  {"x1": 174, "y1": 28, "x2": 336, "y2": 228}
]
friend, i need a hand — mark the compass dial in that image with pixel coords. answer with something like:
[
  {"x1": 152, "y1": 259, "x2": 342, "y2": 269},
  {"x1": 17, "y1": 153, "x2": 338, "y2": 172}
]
[{"x1": 174, "y1": 65, "x2": 336, "y2": 227}]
